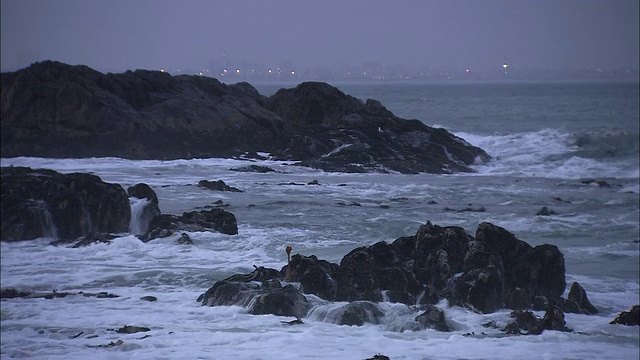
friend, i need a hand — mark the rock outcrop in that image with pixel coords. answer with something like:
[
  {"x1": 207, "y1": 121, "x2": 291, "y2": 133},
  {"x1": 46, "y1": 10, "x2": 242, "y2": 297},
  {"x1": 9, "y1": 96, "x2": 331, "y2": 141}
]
[
  {"x1": 140, "y1": 208, "x2": 238, "y2": 241},
  {"x1": 1, "y1": 167, "x2": 130, "y2": 241},
  {"x1": 1, "y1": 61, "x2": 489, "y2": 174},
  {"x1": 610, "y1": 305, "x2": 639, "y2": 326},
  {"x1": 200, "y1": 221, "x2": 585, "y2": 328}
]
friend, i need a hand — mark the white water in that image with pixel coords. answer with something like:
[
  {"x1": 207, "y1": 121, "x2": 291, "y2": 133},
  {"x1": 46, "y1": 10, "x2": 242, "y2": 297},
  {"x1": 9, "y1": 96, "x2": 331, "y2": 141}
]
[
  {"x1": 1, "y1": 154, "x2": 638, "y2": 360},
  {"x1": 2, "y1": 82, "x2": 638, "y2": 359}
]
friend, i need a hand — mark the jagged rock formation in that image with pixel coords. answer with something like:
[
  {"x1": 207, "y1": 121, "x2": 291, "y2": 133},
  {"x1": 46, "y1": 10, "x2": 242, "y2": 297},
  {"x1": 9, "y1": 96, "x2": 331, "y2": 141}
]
[
  {"x1": 1, "y1": 61, "x2": 490, "y2": 174},
  {"x1": 199, "y1": 221, "x2": 593, "y2": 327}
]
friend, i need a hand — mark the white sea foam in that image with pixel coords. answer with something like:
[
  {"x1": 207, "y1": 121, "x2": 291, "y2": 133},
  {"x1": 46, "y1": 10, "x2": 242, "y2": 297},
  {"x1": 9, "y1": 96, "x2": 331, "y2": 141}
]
[{"x1": 455, "y1": 129, "x2": 639, "y2": 180}]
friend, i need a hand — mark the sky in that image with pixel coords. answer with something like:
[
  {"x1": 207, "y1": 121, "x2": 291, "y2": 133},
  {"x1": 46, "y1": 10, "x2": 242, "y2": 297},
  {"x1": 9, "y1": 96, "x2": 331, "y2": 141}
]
[{"x1": 1, "y1": 0, "x2": 639, "y2": 75}]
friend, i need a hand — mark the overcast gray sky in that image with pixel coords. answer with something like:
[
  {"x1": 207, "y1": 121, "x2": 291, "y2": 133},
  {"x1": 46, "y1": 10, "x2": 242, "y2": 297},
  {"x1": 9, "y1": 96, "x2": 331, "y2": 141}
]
[{"x1": 1, "y1": 0, "x2": 638, "y2": 74}]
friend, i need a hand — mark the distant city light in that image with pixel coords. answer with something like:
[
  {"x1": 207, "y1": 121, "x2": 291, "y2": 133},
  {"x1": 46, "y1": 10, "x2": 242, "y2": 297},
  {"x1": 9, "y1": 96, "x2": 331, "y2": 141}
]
[
  {"x1": 503, "y1": 63, "x2": 508, "y2": 70},
  {"x1": 235, "y1": 69, "x2": 240, "y2": 73},
  {"x1": 268, "y1": 69, "x2": 272, "y2": 73},
  {"x1": 160, "y1": 68, "x2": 164, "y2": 73},
  {"x1": 223, "y1": 69, "x2": 228, "y2": 73},
  {"x1": 291, "y1": 70, "x2": 295, "y2": 75},
  {"x1": 199, "y1": 72, "x2": 203, "y2": 76},
  {"x1": 466, "y1": 68, "x2": 470, "y2": 73}
]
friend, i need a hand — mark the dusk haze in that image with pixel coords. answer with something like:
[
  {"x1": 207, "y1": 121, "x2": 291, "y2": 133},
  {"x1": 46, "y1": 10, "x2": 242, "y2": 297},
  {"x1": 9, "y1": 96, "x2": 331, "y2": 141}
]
[{"x1": 1, "y1": 1, "x2": 638, "y2": 359}]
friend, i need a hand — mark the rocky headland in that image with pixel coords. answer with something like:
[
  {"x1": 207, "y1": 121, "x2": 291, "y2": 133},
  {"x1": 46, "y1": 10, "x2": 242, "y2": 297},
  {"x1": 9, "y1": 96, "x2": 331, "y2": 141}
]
[{"x1": 1, "y1": 61, "x2": 489, "y2": 174}]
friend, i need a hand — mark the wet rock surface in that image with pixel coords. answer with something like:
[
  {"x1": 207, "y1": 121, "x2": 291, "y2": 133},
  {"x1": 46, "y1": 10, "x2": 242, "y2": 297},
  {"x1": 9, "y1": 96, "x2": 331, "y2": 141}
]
[
  {"x1": 610, "y1": 305, "x2": 640, "y2": 326},
  {"x1": 199, "y1": 221, "x2": 597, "y2": 334},
  {"x1": 1, "y1": 167, "x2": 130, "y2": 242},
  {"x1": 140, "y1": 208, "x2": 238, "y2": 241}
]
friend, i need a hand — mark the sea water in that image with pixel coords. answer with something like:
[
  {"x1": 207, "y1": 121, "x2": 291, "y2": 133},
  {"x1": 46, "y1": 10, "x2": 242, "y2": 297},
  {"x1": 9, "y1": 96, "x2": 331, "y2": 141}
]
[{"x1": 1, "y1": 81, "x2": 638, "y2": 359}]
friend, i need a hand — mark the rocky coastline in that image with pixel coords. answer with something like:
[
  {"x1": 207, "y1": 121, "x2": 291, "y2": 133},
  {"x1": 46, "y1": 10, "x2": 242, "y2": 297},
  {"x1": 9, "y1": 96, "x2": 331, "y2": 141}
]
[
  {"x1": 1, "y1": 61, "x2": 489, "y2": 174},
  {"x1": 2, "y1": 166, "x2": 637, "y2": 337}
]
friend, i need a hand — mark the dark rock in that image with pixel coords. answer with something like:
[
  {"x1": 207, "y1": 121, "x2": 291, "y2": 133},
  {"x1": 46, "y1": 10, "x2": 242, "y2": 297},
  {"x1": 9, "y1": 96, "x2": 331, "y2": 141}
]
[
  {"x1": 140, "y1": 296, "x2": 157, "y2": 302},
  {"x1": 415, "y1": 304, "x2": 450, "y2": 332},
  {"x1": 88, "y1": 339, "x2": 125, "y2": 348},
  {"x1": 1, "y1": 167, "x2": 130, "y2": 242},
  {"x1": 581, "y1": 179, "x2": 611, "y2": 188},
  {"x1": 368, "y1": 239, "x2": 422, "y2": 305},
  {"x1": 339, "y1": 301, "x2": 384, "y2": 326},
  {"x1": 447, "y1": 242, "x2": 505, "y2": 313},
  {"x1": 267, "y1": 82, "x2": 490, "y2": 174},
  {"x1": 337, "y1": 247, "x2": 383, "y2": 302},
  {"x1": 1, "y1": 62, "x2": 489, "y2": 175},
  {"x1": 536, "y1": 207, "x2": 557, "y2": 216},
  {"x1": 475, "y1": 222, "x2": 565, "y2": 310},
  {"x1": 366, "y1": 355, "x2": 391, "y2": 360},
  {"x1": 281, "y1": 318, "x2": 304, "y2": 325},
  {"x1": 199, "y1": 273, "x2": 311, "y2": 318},
  {"x1": 532, "y1": 295, "x2": 549, "y2": 311},
  {"x1": 444, "y1": 206, "x2": 486, "y2": 213},
  {"x1": 307, "y1": 180, "x2": 320, "y2": 185},
  {"x1": 224, "y1": 266, "x2": 281, "y2": 283},
  {"x1": 566, "y1": 282, "x2": 598, "y2": 314},
  {"x1": 93, "y1": 291, "x2": 119, "y2": 299},
  {"x1": 176, "y1": 233, "x2": 193, "y2": 245},
  {"x1": 557, "y1": 297, "x2": 582, "y2": 314},
  {"x1": 127, "y1": 183, "x2": 159, "y2": 204},
  {"x1": 230, "y1": 165, "x2": 276, "y2": 173},
  {"x1": 250, "y1": 284, "x2": 311, "y2": 318},
  {"x1": 1, "y1": 288, "x2": 31, "y2": 298},
  {"x1": 542, "y1": 305, "x2": 570, "y2": 332},
  {"x1": 506, "y1": 310, "x2": 544, "y2": 335},
  {"x1": 50, "y1": 232, "x2": 118, "y2": 248},
  {"x1": 141, "y1": 208, "x2": 238, "y2": 241},
  {"x1": 610, "y1": 305, "x2": 640, "y2": 326},
  {"x1": 128, "y1": 183, "x2": 161, "y2": 235},
  {"x1": 521, "y1": 244, "x2": 566, "y2": 301},
  {"x1": 281, "y1": 254, "x2": 339, "y2": 301},
  {"x1": 200, "y1": 280, "x2": 262, "y2": 307},
  {"x1": 115, "y1": 325, "x2": 150, "y2": 334},
  {"x1": 197, "y1": 180, "x2": 242, "y2": 192},
  {"x1": 413, "y1": 222, "x2": 472, "y2": 297},
  {"x1": 1, "y1": 289, "x2": 119, "y2": 300}
]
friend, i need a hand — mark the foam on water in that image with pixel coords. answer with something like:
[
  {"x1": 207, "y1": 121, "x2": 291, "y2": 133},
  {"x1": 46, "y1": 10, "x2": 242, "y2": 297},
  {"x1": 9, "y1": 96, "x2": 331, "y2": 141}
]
[
  {"x1": 456, "y1": 129, "x2": 639, "y2": 179},
  {"x1": 2, "y1": 80, "x2": 639, "y2": 360}
]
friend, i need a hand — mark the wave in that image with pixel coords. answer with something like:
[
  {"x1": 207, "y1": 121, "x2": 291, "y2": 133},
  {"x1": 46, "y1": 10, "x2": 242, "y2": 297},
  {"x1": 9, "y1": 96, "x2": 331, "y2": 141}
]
[{"x1": 456, "y1": 128, "x2": 639, "y2": 179}]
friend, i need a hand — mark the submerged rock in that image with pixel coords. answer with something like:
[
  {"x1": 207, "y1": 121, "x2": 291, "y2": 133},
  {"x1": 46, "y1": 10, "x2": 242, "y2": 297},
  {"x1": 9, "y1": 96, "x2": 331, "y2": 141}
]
[
  {"x1": 536, "y1": 207, "x2": 557, "y2": 216},
  {"x1": 49, "y1": 232, "x2": 118, "y2": 248},
  {"x1": 415, "y1": 304, "x2": 450, "y2": 332},
  {"x1": 338, "y1": 301, "x2": 384, "y2": 326},
  {"x1": 199, "y1": 268, "x2": 311, "y2": 319},
  {"x1": 230, "y1": 165, "x2": 277, "y2": 173},
  {"x1": 249, "y1": 284, "x2": 311, "y2": 318},
  {"x1": 140, "y1": 208, "x2": 238, "y2": 241},
  {"x1": 197, "y1": 180, "x2": 243, "y2": 192},
  {"x1": 505, "y1": 306, "x2": 570, "y2": 335},
  {"x1": 1, "y1": 167, "x2": 130, "y2": 242},
  {"x1": 115, "y1": 325, "x2": 150, "y2": 334}
]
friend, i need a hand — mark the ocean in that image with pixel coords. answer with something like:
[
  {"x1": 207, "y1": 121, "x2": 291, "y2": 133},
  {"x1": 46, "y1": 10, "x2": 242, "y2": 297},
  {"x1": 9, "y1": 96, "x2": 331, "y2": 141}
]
[{"x1": 1, "y1": 81, "x2": 639, "y2": 359}]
